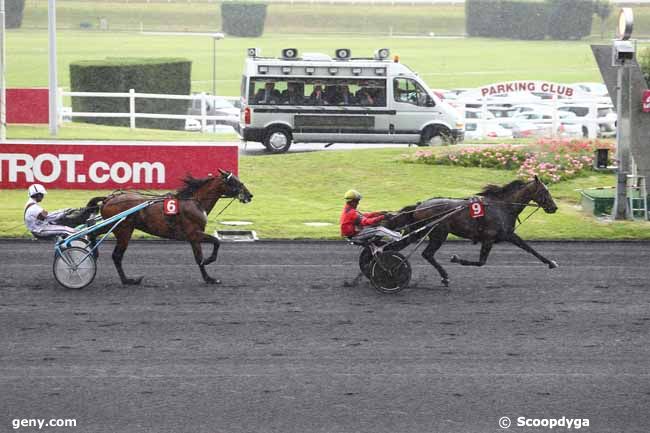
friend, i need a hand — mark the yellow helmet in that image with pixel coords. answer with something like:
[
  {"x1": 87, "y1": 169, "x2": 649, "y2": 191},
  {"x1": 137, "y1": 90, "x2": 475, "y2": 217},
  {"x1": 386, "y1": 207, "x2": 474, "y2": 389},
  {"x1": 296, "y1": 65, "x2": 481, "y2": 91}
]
[{"x1": 344, "y1": 189, "x2": 362, "y2": 201}]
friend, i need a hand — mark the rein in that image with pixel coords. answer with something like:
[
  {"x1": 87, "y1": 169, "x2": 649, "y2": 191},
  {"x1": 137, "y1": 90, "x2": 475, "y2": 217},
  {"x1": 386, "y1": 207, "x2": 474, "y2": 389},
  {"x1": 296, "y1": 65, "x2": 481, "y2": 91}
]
[{"x1": 212, "y1": 198, "x2": 237, "y2": 218}]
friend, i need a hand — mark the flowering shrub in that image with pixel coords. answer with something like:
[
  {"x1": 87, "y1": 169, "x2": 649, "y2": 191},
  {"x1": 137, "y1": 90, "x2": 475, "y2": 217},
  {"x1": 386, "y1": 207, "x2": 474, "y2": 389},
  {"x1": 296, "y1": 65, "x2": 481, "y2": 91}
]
[{"x1": 406, "y1": 139, "x2": 615, "y2": 184}]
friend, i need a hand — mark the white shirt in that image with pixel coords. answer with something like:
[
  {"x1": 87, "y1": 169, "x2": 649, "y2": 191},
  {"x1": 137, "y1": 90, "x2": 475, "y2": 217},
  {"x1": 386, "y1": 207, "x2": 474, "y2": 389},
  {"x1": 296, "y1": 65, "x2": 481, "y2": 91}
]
[
  {"x1": 24, "y1": 199, "x2": 67, "y2": 233},
  {"x1": 24, "y1": 198, "x2": 46, "y2": 233}
]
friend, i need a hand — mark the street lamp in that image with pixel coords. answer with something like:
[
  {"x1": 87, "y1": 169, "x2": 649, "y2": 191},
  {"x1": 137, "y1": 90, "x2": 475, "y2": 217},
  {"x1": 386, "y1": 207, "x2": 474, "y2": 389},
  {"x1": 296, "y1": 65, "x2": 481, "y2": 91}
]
[{"x1": 211, "y1": 33, "x2": 224, "y2": 99}]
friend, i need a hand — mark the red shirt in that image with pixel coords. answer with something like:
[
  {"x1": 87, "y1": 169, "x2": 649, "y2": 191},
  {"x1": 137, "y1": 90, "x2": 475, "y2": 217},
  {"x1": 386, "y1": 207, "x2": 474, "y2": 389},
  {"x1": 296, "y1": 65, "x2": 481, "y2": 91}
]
[{"x1": 340, "y1": 203, "x2": 384, "y2": 237}]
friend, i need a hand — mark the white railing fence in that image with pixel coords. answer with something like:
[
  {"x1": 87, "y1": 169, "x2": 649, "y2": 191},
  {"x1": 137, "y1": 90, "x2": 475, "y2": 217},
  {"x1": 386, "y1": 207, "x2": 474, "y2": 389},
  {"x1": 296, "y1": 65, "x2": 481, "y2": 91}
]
[{"x1": 58, "y1": 89, "x2": 238, "y2": 132}]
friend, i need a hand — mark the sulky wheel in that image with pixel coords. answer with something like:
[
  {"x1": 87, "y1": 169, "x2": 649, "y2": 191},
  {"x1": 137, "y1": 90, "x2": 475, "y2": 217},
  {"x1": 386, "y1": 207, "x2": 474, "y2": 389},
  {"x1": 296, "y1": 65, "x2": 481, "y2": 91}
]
[
  {"x1": 53, "y1": 246, "x2": 97, "y2": 289},
  {"x1": 359, "y1": 247, "x2": 375, "y2": 279},
  {"x1": 370, "y1": 251, "x2": 411, "y2": 294}
]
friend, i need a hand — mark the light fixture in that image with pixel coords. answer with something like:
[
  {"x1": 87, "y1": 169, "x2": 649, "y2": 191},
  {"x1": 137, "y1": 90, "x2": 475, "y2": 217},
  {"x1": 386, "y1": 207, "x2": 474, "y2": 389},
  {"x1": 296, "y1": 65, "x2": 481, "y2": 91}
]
[
  {"x1": 352, "y1": 67, "x2": 362, "y2": 76},
  {"x1": 335, "y1": 48, "x2": 351, "y2": 60},
  {"x1": 282, "y1": 66, "x2": 292, "y2": 74},
  {"x1": 247, "y1": 47, "x2": 260, "y2": 57},
  {"x1": 282, "y1": 48, "x2": 298, "y2": 59},
  {"x1": 258, "y1": 65, "x2": 268, "y2": 74},
  {"x1": 374, "y1": 48, "x2": 390, "y2": 60},
  {"x1": 329, "y1": 67, "x2": 338, "y2": 75},
  {"x1": 305, "y1": 66, "x2": 315, "y2": 75},
  {"x1": 617, "y1": 8, "x2": 633, "y2": 40},
  {"x1": 375, "y1": 68, "x2": 385, "y2": 76}
]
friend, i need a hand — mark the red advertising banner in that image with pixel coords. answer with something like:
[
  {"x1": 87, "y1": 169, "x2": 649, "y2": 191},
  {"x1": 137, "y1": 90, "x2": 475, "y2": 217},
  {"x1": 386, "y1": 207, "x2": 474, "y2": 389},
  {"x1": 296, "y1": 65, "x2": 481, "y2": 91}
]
[
  {"x1": 7, "y1": 88, "x2": 49, "y2": 124},
  {"x1": 0, "y1": 142, "x2": 238, "y2": 190}
]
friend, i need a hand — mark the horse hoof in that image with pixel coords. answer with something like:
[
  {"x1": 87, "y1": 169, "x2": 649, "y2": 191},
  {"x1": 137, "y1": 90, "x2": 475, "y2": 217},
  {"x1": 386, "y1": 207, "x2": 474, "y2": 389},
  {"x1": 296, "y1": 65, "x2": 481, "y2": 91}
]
[
  {"x1": 205, "y1": 278, "x2": 222, "y2": 285},
  {"x1": 123, "y1": 277, "x2": 143, "y2": 285},
  {"x1": 549, "y1": 261, "x2": 559, "y2": 269},
  {"x1": 450, "y1": 255, "x2": 459, "y2": 263},
  {"x1": 441, "y1": 278, "x2": 450, "y2": 287}
]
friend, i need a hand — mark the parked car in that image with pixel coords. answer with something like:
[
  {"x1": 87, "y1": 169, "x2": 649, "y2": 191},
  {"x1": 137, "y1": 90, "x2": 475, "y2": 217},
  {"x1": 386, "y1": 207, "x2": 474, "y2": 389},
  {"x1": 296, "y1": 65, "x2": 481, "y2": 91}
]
[
  {"x1": 513, "y1": 110, "x2": 582, "y2": 138},
  {"x1": 465, "y1": 120, "x2": 513, "y2": 140},
  {"x1": 465, "y1": 108, "x2": 495, "y2": 120},
  {"x1": 187, "y1": 95, "x2": 240, "y2": 128},
  {"x1": 558, "y1": 103, "x2": 616, "y2": 138},
  {"x1": 184, "y1": 118, "x2": 238, "y2": 134},
  {"x1": 487, "y1": 106, "x2": 517, "y2": 118},
  {"x1": 497, "y1": 119, "x2": 540, "y2": 138}
]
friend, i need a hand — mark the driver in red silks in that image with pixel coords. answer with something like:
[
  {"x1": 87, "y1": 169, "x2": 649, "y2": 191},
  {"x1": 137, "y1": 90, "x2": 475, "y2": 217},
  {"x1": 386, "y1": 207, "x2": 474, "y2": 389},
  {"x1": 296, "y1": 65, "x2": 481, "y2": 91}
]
[{"x1": 340, "y1": 189, "x2": 400, "y2": 241}]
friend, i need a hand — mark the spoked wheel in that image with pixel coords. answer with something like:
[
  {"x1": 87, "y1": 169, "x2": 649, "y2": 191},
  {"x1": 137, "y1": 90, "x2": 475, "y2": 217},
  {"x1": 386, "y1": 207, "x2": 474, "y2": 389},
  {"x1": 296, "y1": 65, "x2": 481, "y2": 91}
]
[
  {"x1": 370, "y1": 251, "x2": 411, "y2": 294},
  {"x1": 359, "y1": 247, "x2": 374, "y2": 279},
  {"x1": 53, "y1": 246, "x2": 97, "y2": 289}
]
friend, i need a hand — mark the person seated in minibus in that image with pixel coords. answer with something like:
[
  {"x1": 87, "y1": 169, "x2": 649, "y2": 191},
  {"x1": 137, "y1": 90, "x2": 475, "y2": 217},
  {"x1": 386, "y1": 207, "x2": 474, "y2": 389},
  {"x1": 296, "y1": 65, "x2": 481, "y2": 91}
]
[
  {"x1": 281, "y1": 83, "x2": 304, "y2": 105},
  {"x1": 254, "y1": 82, "x2": 282, "y2": 104},
  {"x1": 324, "y1": 85, "x2": 339, "y2": 104},
  {"x1": 337, "y1": 85, "x2": 357, "y2": 105},
  {"x1": 373, "y1": 88, "x2": 386, "y2": 106},
  {"x1": 356, "y1": 88, "x2": 375, "y2": 106},
  {"x1": 310, "y1": 85, "x2": 328, "y2": 105}
]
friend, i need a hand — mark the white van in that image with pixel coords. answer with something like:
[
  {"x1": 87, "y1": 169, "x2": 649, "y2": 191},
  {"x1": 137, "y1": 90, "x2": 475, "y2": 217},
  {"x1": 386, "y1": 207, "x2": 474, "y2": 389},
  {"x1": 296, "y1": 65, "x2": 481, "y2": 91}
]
[{"x1": 239, "y1": 48, "x2": 464, "y2": 153}]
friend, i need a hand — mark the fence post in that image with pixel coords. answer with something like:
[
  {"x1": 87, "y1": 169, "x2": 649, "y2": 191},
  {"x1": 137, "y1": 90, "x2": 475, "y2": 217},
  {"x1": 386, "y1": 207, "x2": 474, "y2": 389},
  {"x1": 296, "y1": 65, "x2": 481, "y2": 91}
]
[
  {"x1": 200, "y1": 93, "x2": 207, "y2": 133},
  {"x1": 129, "y1": 88, "x2": 136, "y2": 129}
]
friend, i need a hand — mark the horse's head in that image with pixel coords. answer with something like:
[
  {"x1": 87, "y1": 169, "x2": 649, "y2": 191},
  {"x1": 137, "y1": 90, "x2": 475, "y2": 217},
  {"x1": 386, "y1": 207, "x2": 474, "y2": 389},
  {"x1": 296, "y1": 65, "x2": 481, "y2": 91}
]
[
  {"x1": 218, "y1": 169, "x2": 253, "y2": 204},
  {"x1": 530, "y1": 176, "x2": 557, "y2": 214}
]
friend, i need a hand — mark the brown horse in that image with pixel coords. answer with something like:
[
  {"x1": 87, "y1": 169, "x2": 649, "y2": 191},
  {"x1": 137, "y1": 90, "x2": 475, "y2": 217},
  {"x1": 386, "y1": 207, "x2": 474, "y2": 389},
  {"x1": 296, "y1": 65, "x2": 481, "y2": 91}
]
[
  {"x1": 384, "y1": 176, "x2": 558, "y2": 287},
  {"x1": 93, "y1": 169, "x2": 252, "y2": 285}
]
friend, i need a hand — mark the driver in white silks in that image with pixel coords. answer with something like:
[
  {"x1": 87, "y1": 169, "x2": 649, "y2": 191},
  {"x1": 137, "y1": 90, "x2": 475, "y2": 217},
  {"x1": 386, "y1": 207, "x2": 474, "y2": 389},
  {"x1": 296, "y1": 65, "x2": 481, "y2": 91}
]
[{"x1": 24, "y1": 184, "x2": 76, "y2": 239}]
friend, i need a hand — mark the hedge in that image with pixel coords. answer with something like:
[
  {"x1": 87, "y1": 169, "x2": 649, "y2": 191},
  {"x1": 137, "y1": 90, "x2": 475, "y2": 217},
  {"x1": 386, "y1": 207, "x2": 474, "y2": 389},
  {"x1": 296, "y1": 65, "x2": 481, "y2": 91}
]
[
  {"x1": 69, "y1": 58, "x2": 191, "y2": 130},
  {"x1": 221, "y1": 2, "x2": 267, "y2": 37},
  {"x1": 6, "y1": 0, "x2": 26, "y2": 29},
  {"x1": 546, "y1": 0, "x2": 594, "y2": 40},
  {"x1": 466, "y1": 0, "x2": 595, "y2": 41}
]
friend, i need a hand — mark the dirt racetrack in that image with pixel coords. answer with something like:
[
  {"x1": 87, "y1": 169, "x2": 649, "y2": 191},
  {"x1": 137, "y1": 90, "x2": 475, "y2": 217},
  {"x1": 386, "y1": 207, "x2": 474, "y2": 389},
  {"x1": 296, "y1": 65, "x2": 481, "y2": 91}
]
[{"x1": 1, "y1": 240, "x2": 649, "y2": 433}]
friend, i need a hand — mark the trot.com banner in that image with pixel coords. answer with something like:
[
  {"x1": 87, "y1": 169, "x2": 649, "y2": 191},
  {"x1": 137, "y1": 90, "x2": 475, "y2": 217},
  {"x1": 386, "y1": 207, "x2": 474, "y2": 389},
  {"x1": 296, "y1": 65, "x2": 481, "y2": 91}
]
[{"x1": 0, "y1": 142, "x2": 238, "y2": 190}]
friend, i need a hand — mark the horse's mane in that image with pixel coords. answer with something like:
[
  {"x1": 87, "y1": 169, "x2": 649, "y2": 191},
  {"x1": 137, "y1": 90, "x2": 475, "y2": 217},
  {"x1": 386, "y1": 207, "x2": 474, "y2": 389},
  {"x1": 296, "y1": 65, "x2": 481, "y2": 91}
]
[
  {"x1": 177, "y1": 175, "x2": 215, "y2": 199},
  {"x1": 478, "y1": 179, "x2": 528, "y2": 198}
]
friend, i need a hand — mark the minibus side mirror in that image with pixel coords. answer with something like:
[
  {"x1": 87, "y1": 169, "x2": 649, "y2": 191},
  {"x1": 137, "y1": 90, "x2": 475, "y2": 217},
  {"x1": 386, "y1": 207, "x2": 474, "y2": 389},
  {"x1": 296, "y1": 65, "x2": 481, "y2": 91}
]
[{"x1": 426, "y1": 97, "x2": 435, "y2": 107}]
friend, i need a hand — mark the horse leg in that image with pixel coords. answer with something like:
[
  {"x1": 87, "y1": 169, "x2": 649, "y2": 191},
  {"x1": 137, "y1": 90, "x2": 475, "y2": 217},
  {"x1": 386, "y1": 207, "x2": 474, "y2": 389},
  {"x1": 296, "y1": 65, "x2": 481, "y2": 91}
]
[
  {"x1": 344, "y1": 272, "x2": 364, "y2": 288},
  {"x1": 197, "y1": 232, "x2": 220, "y2": 266},
  {"x1": 450, "y1": 240, "x2": 494, "y2": 267},
  {"x1": 421, "y1": 231, "x2": 451, "y2": 287},
  {"x1": 111, "y1": 224, "x2": 143, "y2": 285},
  {"x1": 189, "y1": 239, "x2": 221, "y2": 285},
  {"x1": 506, "y1": 233, "x2": 558, "y2": 269}
]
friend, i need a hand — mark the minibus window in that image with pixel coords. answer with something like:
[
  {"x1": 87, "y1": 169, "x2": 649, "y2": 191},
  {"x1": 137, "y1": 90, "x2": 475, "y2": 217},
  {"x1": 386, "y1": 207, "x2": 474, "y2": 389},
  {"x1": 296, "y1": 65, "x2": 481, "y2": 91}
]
[
  {"x1": 248, "y1": 77, "x2": 386, "y2": 107},
  {"x1": 393, "y1": 78, "x2": 432, "y2": 107}
]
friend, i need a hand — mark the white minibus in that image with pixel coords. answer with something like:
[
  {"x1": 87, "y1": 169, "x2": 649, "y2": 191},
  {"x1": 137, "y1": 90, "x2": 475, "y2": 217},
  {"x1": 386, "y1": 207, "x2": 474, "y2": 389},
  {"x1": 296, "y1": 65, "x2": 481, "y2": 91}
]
[{"x1": 240, "y1": 48, "x2": 464, "y2": 153}]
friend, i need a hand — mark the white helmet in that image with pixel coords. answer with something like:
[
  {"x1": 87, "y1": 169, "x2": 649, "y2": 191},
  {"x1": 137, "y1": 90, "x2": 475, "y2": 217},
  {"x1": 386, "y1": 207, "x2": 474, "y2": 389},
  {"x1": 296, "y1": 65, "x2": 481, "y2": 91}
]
[{"x1": 28, "y1": 184, "x2": 47, "y2": 197}]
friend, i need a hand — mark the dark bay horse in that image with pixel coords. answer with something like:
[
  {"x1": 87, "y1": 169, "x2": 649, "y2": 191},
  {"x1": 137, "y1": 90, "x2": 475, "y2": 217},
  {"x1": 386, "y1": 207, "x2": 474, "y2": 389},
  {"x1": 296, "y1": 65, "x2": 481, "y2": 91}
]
[
  {"x1": 385, "y1": 176, "x2": 558, "y2": 286},
  {"x1": 93, "y1": 170, "x2": 252, "y2": 285}
]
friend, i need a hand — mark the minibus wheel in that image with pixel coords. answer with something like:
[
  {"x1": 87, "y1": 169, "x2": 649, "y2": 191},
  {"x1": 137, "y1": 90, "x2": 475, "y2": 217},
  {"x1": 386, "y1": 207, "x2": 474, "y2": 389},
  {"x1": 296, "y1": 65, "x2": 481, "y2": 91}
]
[
  {"x1": 263, "y1": 126, "x2": 292, "y2": 153},
  {"x1": 419, "y1": 126, "x2": 452, "y2": 147}
]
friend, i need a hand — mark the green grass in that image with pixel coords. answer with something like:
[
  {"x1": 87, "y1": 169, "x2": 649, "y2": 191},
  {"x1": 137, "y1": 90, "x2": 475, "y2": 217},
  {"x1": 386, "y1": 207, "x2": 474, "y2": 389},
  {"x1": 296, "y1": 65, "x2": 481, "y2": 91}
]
[
  {"x1": 18, "y1": 1, "x2": 650, "y2": 39},
  {"x1": 2, "y1": 148, "x2": 648, "y2": 240},
  {"x1": 7, "y1": 29, "x2": 629, "y2": 96},
  {"x1": 7, "y1": 123, "x2": 238, "y2": 141}
]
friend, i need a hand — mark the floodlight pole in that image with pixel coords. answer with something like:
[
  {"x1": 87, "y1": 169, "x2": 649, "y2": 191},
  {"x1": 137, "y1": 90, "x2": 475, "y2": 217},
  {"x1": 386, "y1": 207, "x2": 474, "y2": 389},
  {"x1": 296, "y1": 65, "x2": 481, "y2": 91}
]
[
  {"x1": 48, "y1": 0, "x2": 58, "y2": 136},
  {"x1": 212, "y1": 37, "x2": 216, "y2": 98},
  {"x1": 613, "y1": 65, "x2": 630, "y2": 219},
  {"x1": 0, "y1": 0, "x2": 6, "y2": 142}
]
